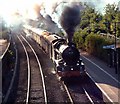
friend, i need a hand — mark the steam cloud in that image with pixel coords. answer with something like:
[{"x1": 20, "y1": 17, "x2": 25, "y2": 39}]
[
  {"x1": 29, "y1": 4, "x2": 61, "y2": 33},
  {"x1": 25, "y1": 0, "x2": 119, "y2": 35},
  {"x1": 60, "y1": 3, "x2": 81, "y2": 43}
]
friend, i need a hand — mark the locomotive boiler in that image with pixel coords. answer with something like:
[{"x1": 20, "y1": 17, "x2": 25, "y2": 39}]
[{"x1": 23, "y1": 25, "x2": 86, "y2": 80}]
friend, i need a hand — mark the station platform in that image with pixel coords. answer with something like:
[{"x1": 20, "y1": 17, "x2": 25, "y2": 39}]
[
  {"x1": 0, "y1": 39, "x2": 8, "y2": 58},
  {"x1": 80, "y1": 51, "x2": 120, "y2": 103}
]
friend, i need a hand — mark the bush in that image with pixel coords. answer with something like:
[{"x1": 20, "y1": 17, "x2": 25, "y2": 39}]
[
  {"x1": 73, "y1": 31, "x2": 84, "y2": 49},
  {"x1": 85, "y1": 33, "x2": 97, "y2": 54},
  {"x1": 73, "y1": 28, "x2": 88, "y2": 49},
  {"x1": 85, "y1": 33, "x2": 114, "y2": 60}
]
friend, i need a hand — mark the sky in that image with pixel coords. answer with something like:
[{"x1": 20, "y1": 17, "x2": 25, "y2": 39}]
[
  {"x1": 86, "y1": 0, "x2": 120, "y2": 13},
  {"x1": 0, "y1": 0, "x2": 120, "y2": 27}
]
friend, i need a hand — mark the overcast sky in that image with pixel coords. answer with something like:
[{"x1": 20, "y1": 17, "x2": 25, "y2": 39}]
[{"x1": 0, "y1": 0, "x2": 119, "y2": 27}]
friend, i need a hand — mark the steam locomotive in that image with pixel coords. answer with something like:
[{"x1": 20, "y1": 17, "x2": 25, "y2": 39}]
[{"x1": 23, "y1": 25, "x2": 86, "y2": 80}]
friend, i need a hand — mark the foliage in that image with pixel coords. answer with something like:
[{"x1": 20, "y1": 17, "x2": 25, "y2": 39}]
[
  {"x1": 0, "y1": 18, "x2": 9, "y2": 39},
  {"x1": 73, "y1": 3, "x2": 120, "y2": 62},
  {"x1": 85, "y1": 33, "x2": 114, "y2": 59},
  {"x1": 78, "y1": 3, "x2": 120, "y2": 36},
  {"x1": 79, "y1": 4, "x2": 102, "y2": 34},
  {"x1": 115, "y1": 11, "x2": 120, "y2": 37},
  {"x1": 73, "y1": 28, "x2": 89, "y2": 49},
  {"x1": 85, "y1": 33, "x2": 113, "y2": 58},
  {"x1": 73, "y1": 30, "x2": 84, "y2": 49}
]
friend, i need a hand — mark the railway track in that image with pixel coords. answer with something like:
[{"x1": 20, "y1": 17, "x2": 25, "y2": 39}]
[
  {"x1": 15, "y1": 34, "x2": 47, "y2": 103},
  {"x1": 21, "y1": 32, "x2": 106, "y2": 103},
  {"x1": 62, "y1": 80, "x2": 95, "y2": 103},
  {"x1": 82, "y1": 81, "x2": 104, "y2": 103},
  {"x1": 2, "y1": 37, "x2": 18, "y2": 103},
  {"x1": 21, "y1": 33, "x2": 74, "y2": 103},
  {"x1": 62, "y1": 75, "x2": 106, "y2": 104},
  {"x1": 62, "y1": 79, "x2": 91, "y2": 103}
]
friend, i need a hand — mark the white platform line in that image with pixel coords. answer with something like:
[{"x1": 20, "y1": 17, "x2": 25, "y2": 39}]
[
  {"x1": 81, "y1": 55, "x2": 120, "y2": 84},
  {"x1": 86, "y1": 72, "x2": 114, "y2": 103}
]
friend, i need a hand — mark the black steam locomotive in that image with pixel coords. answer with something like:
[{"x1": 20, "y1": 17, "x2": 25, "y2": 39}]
[{"x1": 23, "y1": 25, "x2": 86, "y2": 80}]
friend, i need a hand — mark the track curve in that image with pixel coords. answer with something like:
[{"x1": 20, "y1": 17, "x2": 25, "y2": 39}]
[{"x1": 15, "y1": 34, "x2": 47, "y2": 103}]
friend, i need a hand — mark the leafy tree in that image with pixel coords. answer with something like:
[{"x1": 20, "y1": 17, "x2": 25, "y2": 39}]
[
  {"x1": 103, "y1": 4, "x2": 118, "y2": 33},
  {"x1": 79, "y1": 4, "x2": 102, "y2": 33},
  {"x1": 115, "y1": 9, "x2": 120, "y2": 37},
  {"x1": 73, "y1": 2, "x2": 120, "y2": 62},
  {"x1": 79, "y1": 5, "x2": 94, "y2": 29},
  {"x1": 73, "y1": 30, "x2": 84, "y2": 49}
]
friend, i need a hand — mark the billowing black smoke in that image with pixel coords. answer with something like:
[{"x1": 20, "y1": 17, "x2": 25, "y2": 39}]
[{"x1": 60, "y1": 4, "x2": 81, "y2": 43}]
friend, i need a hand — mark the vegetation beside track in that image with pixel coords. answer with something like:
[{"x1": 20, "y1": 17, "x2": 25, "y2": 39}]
[{"x1": 73, "y1": 3, "x2": 120, "y2": 62}]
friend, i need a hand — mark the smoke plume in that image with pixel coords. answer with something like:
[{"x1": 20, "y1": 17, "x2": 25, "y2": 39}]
[
  {"x1": 43, "y1": 14, "x2": 60, "y2": 33},
  {"x1": 27, "y1": 4, "x2": 61, "y2": 33},
  {"x1": 60, "y1": 3, "x2": 81, "y2": 43}
]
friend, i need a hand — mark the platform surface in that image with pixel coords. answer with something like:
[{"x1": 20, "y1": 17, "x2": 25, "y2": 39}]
[
  {"x1": 80, "y1": 51, "x2": 120, "y2": 103},
  {"x1": 0, "y1": 39, "x2": 8, "y2": 57}
]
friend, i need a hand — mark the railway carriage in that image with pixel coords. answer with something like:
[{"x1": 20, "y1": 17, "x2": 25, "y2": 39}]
[{"x1": 32, "y1": 28, "x2": 41, "y2": 45}]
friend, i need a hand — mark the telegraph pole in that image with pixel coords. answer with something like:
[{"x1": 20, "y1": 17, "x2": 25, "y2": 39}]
[
  {"x1": 114, "y1": 21, "x2": 120, "y2": 74},
  {"x1": 114, "y1": 22, "x2": 117, "y2": 74},
  {"x1": 104, "y1": 21, "x2": 118, "y2": 74}
]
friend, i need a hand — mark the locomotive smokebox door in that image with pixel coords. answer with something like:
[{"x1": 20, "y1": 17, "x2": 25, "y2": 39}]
[{"x1": 62, "y1": 46, "x2": 80, "y2": 65}]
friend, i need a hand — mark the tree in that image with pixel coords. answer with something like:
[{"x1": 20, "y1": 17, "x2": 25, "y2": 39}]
[
  {"x1": 73, "y1": 30, "x2": 84, "y2": 49},
  {"x1": 79, "y1": 4, "x2": 102, "y2": 33},
  {"x1": 114, "y1": 9, "x2": 120, "y2": 37},
  {"x1": 103, "y1": 4, "x2": 118, "y2": 33}
]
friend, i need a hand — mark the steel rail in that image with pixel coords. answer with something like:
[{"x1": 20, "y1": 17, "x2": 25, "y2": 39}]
[
  {"x1": 82, "y1": 87, "x2": 94, "y2": 104},
  {"x1": 0, "y1": 42, "x2": 10, "y2": 60},
  {"x1": 21, "y1": 35, "x2": 48, "y2": 103},
  {"x1": 2, "y1": 41, "x2": 18, "y2": 103},
  {"x1": 63, "y1": 81, "x2": 94, "y2": 104},
  {"x1": 64, "y1": 84, "x2": 74, "y2": 104},
  {"x1": 86, "y1": 72, "x2": 114, "y2": 103},
  {"x1": 56, "y1": 72, "x2": 73, "y2": 103},
  {"x1": 17, "y1": 35, "x2": 31, "y2": 104}
]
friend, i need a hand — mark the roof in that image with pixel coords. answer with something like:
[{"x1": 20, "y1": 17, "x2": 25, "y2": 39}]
[
  {"x1": 103, "y1": 44, "x2": 120, "y2": 50},
  {"x1": 44, "y1": 34, "x2": 60, "y2": 43}
]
